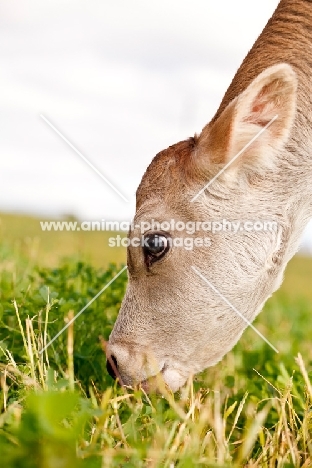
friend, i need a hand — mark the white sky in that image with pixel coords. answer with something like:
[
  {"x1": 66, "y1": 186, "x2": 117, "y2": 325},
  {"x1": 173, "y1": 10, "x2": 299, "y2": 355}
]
[{"x1": 0, "y1": 0, "x2": 311, "y2": 252}]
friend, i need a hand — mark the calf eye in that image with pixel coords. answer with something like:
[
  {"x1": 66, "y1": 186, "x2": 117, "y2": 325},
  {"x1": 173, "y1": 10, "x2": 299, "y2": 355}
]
[{"x1": 143, "y1": 233, "x2": 170, "y2": 265}]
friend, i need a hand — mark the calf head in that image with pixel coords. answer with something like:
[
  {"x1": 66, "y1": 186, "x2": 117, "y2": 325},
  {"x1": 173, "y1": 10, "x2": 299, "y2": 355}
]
[{"x1": 107, "y1": 64, "x2": 297, "y2": 392}]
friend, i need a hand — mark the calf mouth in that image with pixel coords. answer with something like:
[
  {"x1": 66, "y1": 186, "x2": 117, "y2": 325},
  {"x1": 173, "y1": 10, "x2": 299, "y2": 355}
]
[{"x1": 138, "y1": 363, "x2": 170, "y2": 394}]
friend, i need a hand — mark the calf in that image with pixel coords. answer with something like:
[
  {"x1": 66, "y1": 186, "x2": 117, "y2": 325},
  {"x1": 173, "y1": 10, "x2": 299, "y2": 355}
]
[{"x1": 107, "y1": 0, "x2": 312, "y2": 391}]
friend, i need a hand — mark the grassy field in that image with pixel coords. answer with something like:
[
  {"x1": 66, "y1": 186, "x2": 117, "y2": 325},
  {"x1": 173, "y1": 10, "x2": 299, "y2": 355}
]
[
  {"x1": 0, "y1": 212, "x2": 312, "y2": 467},
  {"x1": 0, "y1": 211, "x2": 126, "y2": 268}
]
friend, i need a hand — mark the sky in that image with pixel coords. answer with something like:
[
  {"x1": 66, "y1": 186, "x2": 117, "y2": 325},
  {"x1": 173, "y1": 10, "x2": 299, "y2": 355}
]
[{"x1": 0, "y1": 0, "x2": 311, "y2": 253}]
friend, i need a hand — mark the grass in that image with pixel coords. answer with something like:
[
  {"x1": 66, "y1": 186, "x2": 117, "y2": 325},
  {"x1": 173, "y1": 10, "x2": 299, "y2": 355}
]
[
  {"x1": 0, "y1": 211, "x2": 126, "y2": 268},
  {"x1": 0, "y1": 212, "x2": 312, "y2": 467}
]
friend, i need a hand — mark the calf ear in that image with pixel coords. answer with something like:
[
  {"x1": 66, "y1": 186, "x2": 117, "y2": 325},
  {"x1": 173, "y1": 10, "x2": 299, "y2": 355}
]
[{"x1": 197, "y1": 64, "x2": 297, "y2": 173}]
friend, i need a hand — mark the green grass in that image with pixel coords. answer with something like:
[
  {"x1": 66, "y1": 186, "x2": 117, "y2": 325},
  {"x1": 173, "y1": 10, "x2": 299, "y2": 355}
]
[
  {"x1": 0, "y1": 211, "x2": 126, "y2": 268},
  {"x1": 0, "y1": 212, "x2": 312, "y2": 467}
]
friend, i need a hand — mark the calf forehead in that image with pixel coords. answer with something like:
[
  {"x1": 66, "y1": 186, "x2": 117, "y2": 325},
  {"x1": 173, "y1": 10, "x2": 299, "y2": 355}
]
[{"x1": 136, "y1": 137, "x2": 197, "y2": 209}]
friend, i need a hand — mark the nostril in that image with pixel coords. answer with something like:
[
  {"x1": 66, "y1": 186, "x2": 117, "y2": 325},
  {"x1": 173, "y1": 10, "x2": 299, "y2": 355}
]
[{"x1": 106, "y1": 354, "x2": 118, "y2": 380}]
